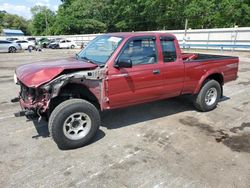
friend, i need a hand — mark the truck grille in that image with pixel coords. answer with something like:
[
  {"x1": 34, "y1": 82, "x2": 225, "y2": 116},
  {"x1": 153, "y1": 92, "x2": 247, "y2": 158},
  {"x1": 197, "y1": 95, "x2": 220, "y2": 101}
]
[{"x1": 20, "y1": 82, "x2": 36, "y2": 102}]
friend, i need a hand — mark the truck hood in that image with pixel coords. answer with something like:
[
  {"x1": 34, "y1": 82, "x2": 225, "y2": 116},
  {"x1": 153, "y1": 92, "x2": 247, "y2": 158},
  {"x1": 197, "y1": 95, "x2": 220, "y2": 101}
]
[{"x1": 16, "y1": 57, "x2": 98, "y2": 88}]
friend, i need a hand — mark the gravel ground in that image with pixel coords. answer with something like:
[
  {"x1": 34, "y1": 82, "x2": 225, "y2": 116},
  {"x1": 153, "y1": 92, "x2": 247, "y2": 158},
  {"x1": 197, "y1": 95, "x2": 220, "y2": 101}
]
[{"x1": 0, "y1": 49, "x2": 249, "y2": 188}]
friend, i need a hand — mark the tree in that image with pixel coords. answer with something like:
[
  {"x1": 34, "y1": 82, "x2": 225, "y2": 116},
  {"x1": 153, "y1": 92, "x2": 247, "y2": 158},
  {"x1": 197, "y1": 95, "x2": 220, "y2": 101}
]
[
  {"x1": 219, "y1": 0, "x2": 250, "y2": 27},
  {"x1": 45, "y1": 0, "x2": 250, "y2": 35},
  {"x1": 184, "y1": 0, "x2": 250, "y2": 28},
  {"x1": 0, "y1": 10, "x2": 30, "y2": 35},
  {"x1": 30, "y1": 5, "x2": 55, "y2": 35},
  {"x1": 52, "y1": 0, "x2": 107, "y2": 34}
]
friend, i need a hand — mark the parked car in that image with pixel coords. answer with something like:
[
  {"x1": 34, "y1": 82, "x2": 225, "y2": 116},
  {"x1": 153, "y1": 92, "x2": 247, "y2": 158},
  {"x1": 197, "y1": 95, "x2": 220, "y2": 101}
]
[
  {"x1": 48, "y1": 42, "x2": 59, "y2": 49},
  {"x1": 48, "y1": 39, "x2": 77, "y2": 49},
  {"x1": 47, "y1": 38, "x2": 61, "y2": 49},
  {"x1": 12, "y1": 33, "x2": 239, "y2": 149},
  {"x1": 6, "y1": 37, "x2": 19, "y2": 41},
  {"x1": 58, "y1": 39, "x2": 77, "y2": 49},
  {"x1": 27, "y1": 37, "x2": 37, "y2": 45},
  {"x1": 14, "y1": 40, "x2": 35, "y2": 50},
  {"x1": 37, "y1": 37, "x2": 50, "y2": 48},
  {"x1": 0, "y1": 40, "x2": 22, "y2": 53}
]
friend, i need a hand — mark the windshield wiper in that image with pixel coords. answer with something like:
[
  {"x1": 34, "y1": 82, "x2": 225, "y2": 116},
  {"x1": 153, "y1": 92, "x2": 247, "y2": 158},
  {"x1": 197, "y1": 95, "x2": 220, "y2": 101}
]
[{"x1": 80, "y1": 56, "x2": 97, "y2": 65}]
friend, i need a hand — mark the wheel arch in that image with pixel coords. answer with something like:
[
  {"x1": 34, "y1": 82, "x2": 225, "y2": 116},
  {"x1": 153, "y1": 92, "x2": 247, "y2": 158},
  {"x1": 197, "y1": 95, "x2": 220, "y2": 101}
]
[
  {"x1": 49, "y1": 83, "x2": 101, "y2": 115},
  {"x1": 194, "y1": 72, "x2": 224, "y2": 96}
]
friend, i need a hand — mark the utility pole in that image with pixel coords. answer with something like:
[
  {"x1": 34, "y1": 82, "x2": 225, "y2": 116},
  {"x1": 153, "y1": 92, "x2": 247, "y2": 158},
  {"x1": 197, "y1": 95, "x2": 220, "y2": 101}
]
[
  {"x1": 183, "y1": 19, "x2": 188, "y2": 49},
  {"x1": 45, "y1": 9, "x2": 48, "y2": 36},
  {"x1": 184, "y1": 19, "x2": 188, "y2": 37}
]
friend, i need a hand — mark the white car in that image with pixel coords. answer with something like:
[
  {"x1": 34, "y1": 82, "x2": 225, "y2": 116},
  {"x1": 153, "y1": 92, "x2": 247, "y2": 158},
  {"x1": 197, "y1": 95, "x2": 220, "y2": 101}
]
[
  {"x1": 58, "y1": 39, "x2": 77, "y2": 49},
  {"x1": 14, "y1": 40, "x2": 35, "y2": 50},
  {"x1": 0, "y1": 40, "x2": 22, "y2": 53}
]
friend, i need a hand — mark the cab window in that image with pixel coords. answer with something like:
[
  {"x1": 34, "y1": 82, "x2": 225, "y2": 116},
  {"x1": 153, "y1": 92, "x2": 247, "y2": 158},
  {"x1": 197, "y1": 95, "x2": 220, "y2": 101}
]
[
  {"x1": 119, "y1": 37, "x2": 157, "y2": 65},
  {"x1": 160, "y1": 38, "x2": 177, "y2": 62}
]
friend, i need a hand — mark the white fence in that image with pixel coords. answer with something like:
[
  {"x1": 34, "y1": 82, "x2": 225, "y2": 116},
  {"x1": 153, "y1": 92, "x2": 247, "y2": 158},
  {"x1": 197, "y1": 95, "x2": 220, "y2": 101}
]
[
  {"x1": 163, "y1": 27, "x2": 250, "y2": 51},
  {"x1": 1, "y1": 27, "x2": 250, "y2": 51}
]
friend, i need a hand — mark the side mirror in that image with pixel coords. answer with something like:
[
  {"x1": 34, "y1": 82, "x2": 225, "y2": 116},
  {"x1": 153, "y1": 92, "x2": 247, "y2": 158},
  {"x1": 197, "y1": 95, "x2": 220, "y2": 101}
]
[{"x1": 114, "y1": 58, "x2": 132, "y2": 68}]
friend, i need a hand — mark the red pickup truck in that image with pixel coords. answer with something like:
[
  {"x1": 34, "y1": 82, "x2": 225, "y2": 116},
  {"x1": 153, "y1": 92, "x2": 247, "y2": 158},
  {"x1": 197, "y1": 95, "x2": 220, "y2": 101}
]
[{"x1": 13, "y1": 33, "x2": 239, "y2": 149}]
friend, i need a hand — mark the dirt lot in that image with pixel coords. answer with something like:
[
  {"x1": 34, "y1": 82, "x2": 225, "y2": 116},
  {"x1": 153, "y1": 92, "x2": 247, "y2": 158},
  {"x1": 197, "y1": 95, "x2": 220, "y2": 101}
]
[{"x1": 0, "y1": 49, "x2": 249, "y2": 188}]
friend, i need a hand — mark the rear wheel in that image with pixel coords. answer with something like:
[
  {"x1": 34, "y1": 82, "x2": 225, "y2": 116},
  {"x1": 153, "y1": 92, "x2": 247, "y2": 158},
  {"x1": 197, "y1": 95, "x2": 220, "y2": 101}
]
[
  {"x1": 193, "y1": 80, "x2": 221, "y2": 112},
  {"x1": 8, "y1": 46, "x2": 17, "y2": 53},
  {"x1": 71, "y1": 45, "x2": 75, "y2": 49},
  {"x1": 49, "y1": 99, "x2": 100, "y2": 149}
]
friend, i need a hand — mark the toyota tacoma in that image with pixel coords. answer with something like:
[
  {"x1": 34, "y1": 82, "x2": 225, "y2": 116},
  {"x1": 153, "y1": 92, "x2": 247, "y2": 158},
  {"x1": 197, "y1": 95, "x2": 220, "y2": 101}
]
[{"x1": 12, "y1": 33, "x2": 239, "y2": 149}]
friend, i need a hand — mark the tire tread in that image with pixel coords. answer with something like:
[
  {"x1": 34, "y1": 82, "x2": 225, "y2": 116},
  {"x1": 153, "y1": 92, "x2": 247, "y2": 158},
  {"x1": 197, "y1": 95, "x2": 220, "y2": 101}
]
[
  {"x1": 193, "y1": 79, "x2": 221, "y2": 112},
  {"x1": 49, "y1": 99, "x2": 100, "y2": 149}
]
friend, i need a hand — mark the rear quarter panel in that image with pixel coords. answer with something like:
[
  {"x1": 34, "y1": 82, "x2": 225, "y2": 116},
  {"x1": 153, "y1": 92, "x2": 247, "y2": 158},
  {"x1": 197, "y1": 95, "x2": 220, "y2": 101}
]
[{"x1": 182, "y1": 57, "x2": 239, "y2": 94}]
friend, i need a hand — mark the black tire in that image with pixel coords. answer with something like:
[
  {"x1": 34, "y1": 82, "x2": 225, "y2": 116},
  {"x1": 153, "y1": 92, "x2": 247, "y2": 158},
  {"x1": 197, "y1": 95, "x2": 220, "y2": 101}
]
[
  {"x1": 49, "y1": 99, "x2": 100, "y2": 149},
  {"x1": 8, "y1": 46, "x2": 17, "y2": 53},
  {"x1": 71, "y1": 45, "x2": 75, "y2": 49},
  {"x1": 193, "y1": 80, "x2": 221, "y2": 112}
]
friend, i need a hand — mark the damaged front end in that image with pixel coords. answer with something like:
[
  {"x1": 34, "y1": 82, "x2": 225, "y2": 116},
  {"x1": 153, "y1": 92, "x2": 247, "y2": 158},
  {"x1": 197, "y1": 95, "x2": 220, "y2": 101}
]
[
  {"x1": 12, "y1": 77, "x2": 58, "y2": 119},
  {"x1": 12, "y1": 67, "x2": 105, "y2": 120}
]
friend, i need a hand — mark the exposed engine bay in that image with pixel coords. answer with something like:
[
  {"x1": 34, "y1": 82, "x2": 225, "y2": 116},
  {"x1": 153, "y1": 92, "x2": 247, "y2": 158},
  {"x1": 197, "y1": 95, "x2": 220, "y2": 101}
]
[{"x1": 13, "y1": 67, "x2": 105, "y2": 119}]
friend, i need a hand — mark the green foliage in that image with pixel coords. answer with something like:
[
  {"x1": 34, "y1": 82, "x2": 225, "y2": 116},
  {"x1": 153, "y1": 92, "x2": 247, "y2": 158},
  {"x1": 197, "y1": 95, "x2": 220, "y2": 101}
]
[
  {"x1": 51, "y1": 0, "x2": 249, "y2": 34},
  {"x1": 0, "y1": 11, "x2": 30, "y2": 35},
  {"x1": 29, "y1": 5, "x2": 55, "y2": 35},
  {"x1": 51, "y1": 0, "x2": 107, "y2": 34},
  {"x1": 2, "y1": 0, "x2": 250, "y2": 36}
]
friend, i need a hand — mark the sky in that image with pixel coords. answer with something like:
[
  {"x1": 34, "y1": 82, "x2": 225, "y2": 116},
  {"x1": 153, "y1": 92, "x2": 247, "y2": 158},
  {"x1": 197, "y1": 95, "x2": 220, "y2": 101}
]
[{"x1": 0, "y1": 0, "x2": 62, "y2": 19}]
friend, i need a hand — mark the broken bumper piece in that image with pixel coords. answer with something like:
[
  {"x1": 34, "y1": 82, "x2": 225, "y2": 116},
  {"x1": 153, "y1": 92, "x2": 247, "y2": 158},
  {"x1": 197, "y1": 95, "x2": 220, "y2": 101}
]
[
  {"x1": 11, "y1": 97, "x2": 19, "y2": 103},
  {"x1": 14, "y1": 110, "x2": 35, "y2": 117}
]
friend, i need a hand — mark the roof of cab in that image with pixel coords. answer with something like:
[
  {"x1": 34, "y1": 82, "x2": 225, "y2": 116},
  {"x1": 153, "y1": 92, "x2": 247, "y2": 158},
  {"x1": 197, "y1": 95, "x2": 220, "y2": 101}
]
[{"x1": 105, "y1": 32, "x2": 175, "y2": 38}]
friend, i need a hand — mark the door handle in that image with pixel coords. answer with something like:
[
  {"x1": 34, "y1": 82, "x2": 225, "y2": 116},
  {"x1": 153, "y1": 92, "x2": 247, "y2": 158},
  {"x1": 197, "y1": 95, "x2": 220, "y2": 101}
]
[
  {"x1": 153, "y1": 69, "x2": 160, "y2": 74},
  {"x1": 112, "y1": 73, "x2": 129, "y2": 78}
]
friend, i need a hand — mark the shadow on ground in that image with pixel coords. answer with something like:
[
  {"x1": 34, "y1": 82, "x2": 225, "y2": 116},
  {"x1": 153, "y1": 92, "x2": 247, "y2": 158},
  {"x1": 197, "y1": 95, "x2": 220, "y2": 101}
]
[
  {"x1": 32, "y1": 120, "x2": 49, "y2": 139},
  {"x1": 101, "y1": 95, "x2": 194, "y2": 130},
  {"x1": 31, "y1": 95, "x2": 194, "y2": 141},
  {"x1": 30, "y1": 95, "x2": 247, "y2": 152}
]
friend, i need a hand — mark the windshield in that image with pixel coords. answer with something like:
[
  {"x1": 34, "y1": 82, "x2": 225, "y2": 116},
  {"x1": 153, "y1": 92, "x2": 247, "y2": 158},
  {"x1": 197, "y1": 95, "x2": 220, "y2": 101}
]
[{"x1": 77, "y1": 35, "x2": 123, "y2": 65}]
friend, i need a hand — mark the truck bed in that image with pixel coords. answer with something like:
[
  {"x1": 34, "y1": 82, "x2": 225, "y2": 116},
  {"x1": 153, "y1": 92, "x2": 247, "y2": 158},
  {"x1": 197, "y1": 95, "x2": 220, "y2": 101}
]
[{"x1": 182, "y1": 53, "x2": 238, "y2": 62}]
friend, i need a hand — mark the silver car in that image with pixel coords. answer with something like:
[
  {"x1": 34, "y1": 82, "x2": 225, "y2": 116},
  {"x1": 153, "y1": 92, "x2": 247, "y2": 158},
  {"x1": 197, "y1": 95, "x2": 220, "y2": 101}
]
[{"x1": 0, "y1": 40, "x2": 22, "y2": 53}]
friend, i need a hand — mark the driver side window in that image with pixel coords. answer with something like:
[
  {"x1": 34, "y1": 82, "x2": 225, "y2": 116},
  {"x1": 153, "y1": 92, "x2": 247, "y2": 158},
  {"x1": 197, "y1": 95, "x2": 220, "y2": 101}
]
[{"x1": 119, "y1": 37, "x2": 157, "y2": 65}]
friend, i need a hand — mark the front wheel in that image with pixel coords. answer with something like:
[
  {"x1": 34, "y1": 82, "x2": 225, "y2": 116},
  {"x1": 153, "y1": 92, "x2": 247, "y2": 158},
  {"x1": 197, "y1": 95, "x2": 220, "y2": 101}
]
[
  {"x1": 193, "y1": 80, "x2": 221, "y2": 112},
  {"x1": 9, "y1": 46, "x2": 17, "y2": 53},
  {"x1": 49, "y1": 99, "x2": 100, "y2": 149}
]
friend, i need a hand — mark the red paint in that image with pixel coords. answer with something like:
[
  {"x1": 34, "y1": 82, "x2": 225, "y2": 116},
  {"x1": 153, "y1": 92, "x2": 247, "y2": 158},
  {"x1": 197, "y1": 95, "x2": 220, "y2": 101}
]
[
  {"x1": 16, "y1": 57, "x2": 97, "y2": 87},
  {"x1": 15, "y1": 32, "x2": 239, "y2": 113},
  {"x1": 104, "y1": 33, "x2": 238, "y2": 109}
]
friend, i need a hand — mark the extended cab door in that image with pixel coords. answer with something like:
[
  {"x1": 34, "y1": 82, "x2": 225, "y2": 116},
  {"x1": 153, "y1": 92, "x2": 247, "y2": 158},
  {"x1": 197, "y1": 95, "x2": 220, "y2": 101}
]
[
  {"x1": 159, "y1": 36, "x2": 185, "y2": 97},
  {"x1": 106, "y1": 36, "x2": 165, "y2": 108}
]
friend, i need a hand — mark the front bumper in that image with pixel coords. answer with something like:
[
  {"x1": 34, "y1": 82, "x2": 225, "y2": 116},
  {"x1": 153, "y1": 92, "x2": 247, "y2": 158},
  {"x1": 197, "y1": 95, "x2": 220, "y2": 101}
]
[
  {"x1": 13, "y1": 75, "x2": 50, "y2": 119},
  {"x1": 11, "y1": 97, "x2": 36, "y2": 118},
  {"x1": 11, "y1": 97, "x2": 49, "y2": 121}
]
